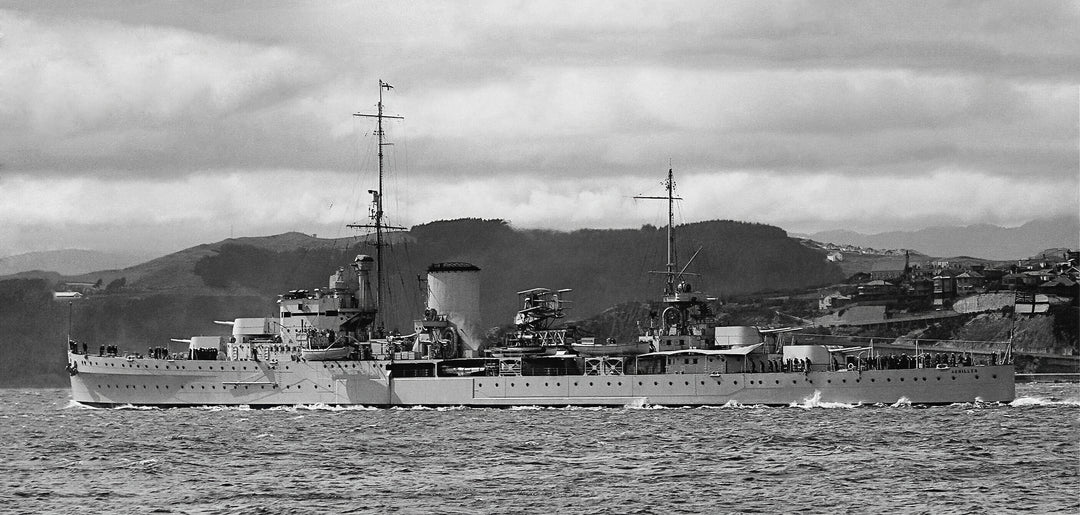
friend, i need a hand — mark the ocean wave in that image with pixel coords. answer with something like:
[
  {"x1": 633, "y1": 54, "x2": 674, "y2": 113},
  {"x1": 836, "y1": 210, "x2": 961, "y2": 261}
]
[
  {"x1": 296, "y1": 403, "x2": 378, "y2": 411},
  {"x1": 112, "y1": 403, "x2": 160, "y2": 411},
  {"x1": 789, "y1": 391, "x2": 858, "y2": 409},
  {"x1": 1010, "y1": 395, "x2": 1080, "y2": 407},
  {"x1": 64, "y1": 400, "x2": 101, "y2": 410}
]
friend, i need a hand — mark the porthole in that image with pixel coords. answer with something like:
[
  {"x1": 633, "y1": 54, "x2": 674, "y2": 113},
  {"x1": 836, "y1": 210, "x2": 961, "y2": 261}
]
[
  {"x1": 775, "y1": 380, "x2": 780, "y2": 384},
  {"x1": 684, "y1": 381, "x2": 689, "y2": 386},
  {"x1": 975, "y1": 375, "x2": 980, "y2": 380},
  {"x1": 733, "y1": 381, "x2": 738, "y2": 385},
  {"x1": 606, "y1": 382, "x2": 611, "y2": 387},
  {"x1": 870, "y1": 378, "x2": 875, "y2": 382},
  {"x1": 827, "y1": 380, "x2": 832, "y2": 384},
  {"x1": 952, "y1": 377, "x2": 956, "y2": 380},
  {"x1": 589, "y1": 382, "x2": 594, "y2": 387},
  {"x1": 478, "y1": 383, "x2": 483, "y2": 388}
]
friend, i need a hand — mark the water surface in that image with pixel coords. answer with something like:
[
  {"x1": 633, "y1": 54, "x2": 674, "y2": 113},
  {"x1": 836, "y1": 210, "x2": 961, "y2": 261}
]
[{"x1": 2, "y1": 383, "x2": 1077, "y2": 514}]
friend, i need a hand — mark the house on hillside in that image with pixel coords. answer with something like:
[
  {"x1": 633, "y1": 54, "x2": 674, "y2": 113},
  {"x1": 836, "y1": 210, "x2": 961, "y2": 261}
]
[
  {"x1": 1039, "y1": 276, "x2": 1079, "y2": 297},
  {"x1": 1063, "y1": 266, "x2": 1080, "y2": 281},
  {"x1": 1002, "y1": 272, "x2": 1029, "y2": 289},
  {"x1": 1025, "y1": 270, "x2": 1055, "y2": 284},
  {"x1": 63, "y1": 281, "x2": 100, "y2": 294},
  {"x1": 955, "y1": 270, "x2": 984, "y2": 295},
  {"x1": 819, "y1": 291, "x2": 852, "y2": 311},
  {"x1": 932, "y1": 270, "x2": 958, "y2": 309},
  {"x1": 869, "y1": 259, "x2": 907, "y2": 281}
]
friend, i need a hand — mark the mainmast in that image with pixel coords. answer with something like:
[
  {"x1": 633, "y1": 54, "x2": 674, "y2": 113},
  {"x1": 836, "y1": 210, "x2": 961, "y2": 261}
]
[
  {"x1": 348, "y1": 80, "x2": 404, "y2": 336},
  {"x1": 635, "y1": 168, "x2": 682, "y2": 296}
]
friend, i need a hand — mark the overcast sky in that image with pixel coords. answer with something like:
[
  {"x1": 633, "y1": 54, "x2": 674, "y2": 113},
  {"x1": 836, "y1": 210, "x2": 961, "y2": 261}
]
[{"x1": 1, "y1": 1, "x2": 1077, "y2": 257}]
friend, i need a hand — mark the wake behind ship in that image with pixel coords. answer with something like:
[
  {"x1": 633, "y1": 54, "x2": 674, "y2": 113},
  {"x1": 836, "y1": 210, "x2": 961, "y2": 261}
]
[{"x1": 66, "y1": 83, "x2": 1015, "y2": 408}]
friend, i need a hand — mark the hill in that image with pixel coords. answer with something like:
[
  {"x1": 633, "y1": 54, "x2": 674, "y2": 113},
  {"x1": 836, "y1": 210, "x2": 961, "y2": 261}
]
[
  {"x1": 1, "y1": 219, "x2": 844, "y2": 386},
  {"x1": 0, "y1": 249, "x2": 157, "y2": 276},
  {"x1": 807, "y1": 216, "x2": 1080, "y2": 260}
]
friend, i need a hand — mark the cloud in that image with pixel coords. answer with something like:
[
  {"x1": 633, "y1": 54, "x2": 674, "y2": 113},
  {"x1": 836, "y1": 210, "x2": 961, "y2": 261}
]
[
  {"x1": 0, "y1": 10, "x2": 333, "y2": 175},
  {"x1": 0, "y1": 2, "x2": 1076, "y2": 257}
]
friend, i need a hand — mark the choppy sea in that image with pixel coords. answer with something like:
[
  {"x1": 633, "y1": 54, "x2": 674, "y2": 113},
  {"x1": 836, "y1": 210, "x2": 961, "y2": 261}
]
[{"x1": 1, "y1": 384, "x2": 1077, "y2": 515}]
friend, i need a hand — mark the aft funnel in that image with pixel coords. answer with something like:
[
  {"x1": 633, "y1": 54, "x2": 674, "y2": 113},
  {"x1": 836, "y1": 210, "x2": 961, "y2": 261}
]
[{"x1": 426, "y1": 262, "x2": 482, "y2": 354}]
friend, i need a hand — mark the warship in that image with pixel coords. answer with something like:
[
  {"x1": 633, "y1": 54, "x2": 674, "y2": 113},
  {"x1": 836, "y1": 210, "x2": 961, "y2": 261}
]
[{"x1": 67, "y1": 83, "x2": 1015, "y2": 407}]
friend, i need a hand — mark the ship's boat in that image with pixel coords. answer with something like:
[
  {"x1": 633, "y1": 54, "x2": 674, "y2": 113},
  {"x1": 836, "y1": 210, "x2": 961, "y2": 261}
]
[
  {"x1": 301, "y1": 347, "x2": 351, "y2": 361},
  {"x1": 65, "y1": 83, "x2": 1016, "y2": 408}
]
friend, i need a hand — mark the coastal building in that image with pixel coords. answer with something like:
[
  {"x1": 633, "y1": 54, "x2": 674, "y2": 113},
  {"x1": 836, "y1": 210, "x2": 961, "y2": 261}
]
[
  {"x1": 955, "y1": 270, "x2": 985, "y2": 295},
  {"x1": 932, "y1": 270, "x2": 958, "y2": 308},
  {"x1": 869, "y1": 259, "x2": 907, "y2": 281}
]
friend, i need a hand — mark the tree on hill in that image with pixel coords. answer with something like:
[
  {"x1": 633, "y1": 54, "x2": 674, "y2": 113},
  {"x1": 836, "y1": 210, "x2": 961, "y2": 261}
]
[{"x1": 105, "y1": 277, "x2": 126, "y2": 292}]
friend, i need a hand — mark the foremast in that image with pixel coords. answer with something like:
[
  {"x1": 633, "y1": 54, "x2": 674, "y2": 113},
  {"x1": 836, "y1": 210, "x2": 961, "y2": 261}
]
[
  {"x1": 636, "y1": 168, "x2": 712, "y2": 338},
  {"x1": 348, "y1": 80, "x2": 404, "y2": 337}
]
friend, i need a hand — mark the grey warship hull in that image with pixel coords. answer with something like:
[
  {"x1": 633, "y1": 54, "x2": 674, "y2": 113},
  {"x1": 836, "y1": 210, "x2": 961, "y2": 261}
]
[{"x1": 68, "y1": 353, "x2": 1015, "y2": 407}]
